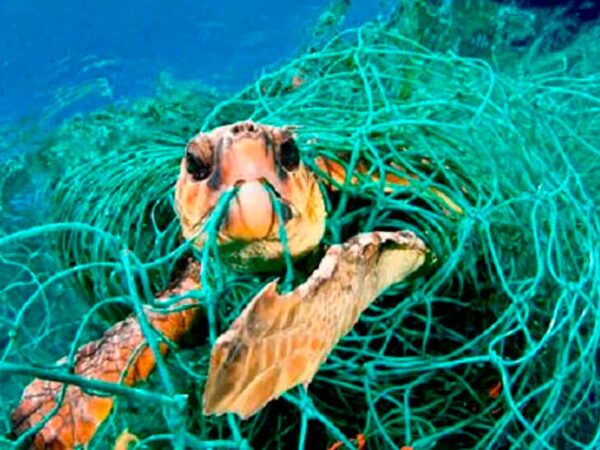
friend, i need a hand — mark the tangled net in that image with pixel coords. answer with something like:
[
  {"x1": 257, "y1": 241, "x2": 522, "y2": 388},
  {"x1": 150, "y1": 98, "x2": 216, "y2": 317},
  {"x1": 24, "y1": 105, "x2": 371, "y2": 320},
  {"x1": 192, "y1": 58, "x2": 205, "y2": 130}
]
[{"x1": 1, "y1": 1, "x2": 599, "y2": 448}]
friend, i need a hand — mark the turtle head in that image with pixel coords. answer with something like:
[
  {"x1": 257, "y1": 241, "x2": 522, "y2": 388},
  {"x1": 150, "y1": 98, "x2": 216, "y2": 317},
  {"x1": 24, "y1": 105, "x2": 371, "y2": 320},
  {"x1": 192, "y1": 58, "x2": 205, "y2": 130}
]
[{"x1": 175, "y1": 121, "x2": 326, "y2": 270}]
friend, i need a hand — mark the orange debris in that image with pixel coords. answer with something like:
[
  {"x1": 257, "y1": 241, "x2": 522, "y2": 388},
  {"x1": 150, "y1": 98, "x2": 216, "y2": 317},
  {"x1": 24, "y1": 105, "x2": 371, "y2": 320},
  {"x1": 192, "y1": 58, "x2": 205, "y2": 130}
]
[
  {"x1": 292, "y1": 75, "x2": 304, "y2": 88},
  {"x1": 114, "y1": 428, "x2": 139, "y2": 450},
  {"x1": 327, "y1": 433, "x2": 366, "y2": 450},
  {"x1": 488, "y1": 381, "x2": 502, "y2": 399}
]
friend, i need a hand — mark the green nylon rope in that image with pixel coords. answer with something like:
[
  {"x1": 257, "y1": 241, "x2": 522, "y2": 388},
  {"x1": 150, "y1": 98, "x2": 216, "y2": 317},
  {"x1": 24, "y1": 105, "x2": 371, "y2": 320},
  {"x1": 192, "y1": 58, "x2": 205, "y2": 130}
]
[{"x1": 1, "y1": 1, "x2": 599, "y2": 449}]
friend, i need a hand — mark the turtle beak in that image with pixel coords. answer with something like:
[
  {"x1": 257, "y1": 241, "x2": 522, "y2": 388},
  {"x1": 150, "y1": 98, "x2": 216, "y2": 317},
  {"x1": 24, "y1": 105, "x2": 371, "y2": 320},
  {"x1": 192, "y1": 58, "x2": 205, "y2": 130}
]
[
  {"x1": 222, "y1": 180, "x2": 294, "y2": 242},
  {"x1": 211, "y1": 125, "x2": 293, "y2": 241}
]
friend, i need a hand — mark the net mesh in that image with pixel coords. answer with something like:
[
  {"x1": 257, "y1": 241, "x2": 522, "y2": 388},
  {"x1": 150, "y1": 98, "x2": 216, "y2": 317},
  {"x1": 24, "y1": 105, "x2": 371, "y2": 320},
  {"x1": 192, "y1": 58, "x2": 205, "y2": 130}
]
[{"x1": 1, "y1": 1, "x2": 599, "y2": 449}]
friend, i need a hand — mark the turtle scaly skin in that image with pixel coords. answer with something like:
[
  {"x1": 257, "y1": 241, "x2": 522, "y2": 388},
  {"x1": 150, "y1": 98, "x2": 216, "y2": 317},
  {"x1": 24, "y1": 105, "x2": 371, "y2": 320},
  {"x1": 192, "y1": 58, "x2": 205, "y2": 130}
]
[{"x1": 11, "y1": 262, "x2": 202, "y2": 449}]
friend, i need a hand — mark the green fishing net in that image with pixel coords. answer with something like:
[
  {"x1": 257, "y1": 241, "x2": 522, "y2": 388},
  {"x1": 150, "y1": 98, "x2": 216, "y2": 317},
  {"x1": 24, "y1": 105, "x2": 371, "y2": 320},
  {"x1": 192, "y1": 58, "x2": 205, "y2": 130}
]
[{"x1": 1, "y1": 1, "x2": 599, "y2": 448}]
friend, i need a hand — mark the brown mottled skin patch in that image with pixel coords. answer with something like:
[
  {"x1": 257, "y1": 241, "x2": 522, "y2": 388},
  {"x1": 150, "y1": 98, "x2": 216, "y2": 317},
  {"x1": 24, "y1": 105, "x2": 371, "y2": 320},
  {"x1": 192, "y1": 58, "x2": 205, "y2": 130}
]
[{"x1": 12, "y1": 262, "x2": 201, "y2": 450}]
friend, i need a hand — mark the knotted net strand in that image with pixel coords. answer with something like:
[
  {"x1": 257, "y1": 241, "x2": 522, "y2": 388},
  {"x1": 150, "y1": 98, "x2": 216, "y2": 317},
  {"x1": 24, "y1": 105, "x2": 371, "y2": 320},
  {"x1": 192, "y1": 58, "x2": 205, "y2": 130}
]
[{"x1": 1, "y1": 2, "x2": 599, "y2": 449}]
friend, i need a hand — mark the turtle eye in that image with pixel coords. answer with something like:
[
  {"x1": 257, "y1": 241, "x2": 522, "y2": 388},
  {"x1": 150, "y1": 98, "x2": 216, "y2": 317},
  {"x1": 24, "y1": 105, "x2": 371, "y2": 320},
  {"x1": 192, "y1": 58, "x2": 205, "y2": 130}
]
[
  {"x1": 280, "y1": 139, "x2": 300, "y2": 171},
  {"x1": 186, "y1": 151, "x2": 212, "y2": 181}
]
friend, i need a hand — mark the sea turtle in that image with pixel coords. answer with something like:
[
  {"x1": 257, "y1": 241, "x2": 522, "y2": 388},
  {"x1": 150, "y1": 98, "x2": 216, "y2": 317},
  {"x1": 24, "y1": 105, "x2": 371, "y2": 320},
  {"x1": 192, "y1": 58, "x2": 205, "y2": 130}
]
[{"x1": 11, "y1": 121, "x2": 432, "y2": 449}]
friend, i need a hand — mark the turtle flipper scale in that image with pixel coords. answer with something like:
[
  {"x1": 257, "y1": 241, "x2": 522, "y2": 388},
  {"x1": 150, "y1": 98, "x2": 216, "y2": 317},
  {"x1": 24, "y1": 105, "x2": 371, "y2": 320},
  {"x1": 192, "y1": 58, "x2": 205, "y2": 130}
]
[
  {"x1": 11, "y1": 262, "x2": 201, "y2": 450},
  {"x1": 203, "y1": 231, "x2": 427, "y2": 418}
]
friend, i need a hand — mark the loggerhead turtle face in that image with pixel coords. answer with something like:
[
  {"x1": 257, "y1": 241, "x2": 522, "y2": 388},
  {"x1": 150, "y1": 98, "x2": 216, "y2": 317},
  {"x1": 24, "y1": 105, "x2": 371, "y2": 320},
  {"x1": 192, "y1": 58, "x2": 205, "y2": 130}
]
[{"x1": 175, "y1": 121, "x2": 326, "y2": 270}]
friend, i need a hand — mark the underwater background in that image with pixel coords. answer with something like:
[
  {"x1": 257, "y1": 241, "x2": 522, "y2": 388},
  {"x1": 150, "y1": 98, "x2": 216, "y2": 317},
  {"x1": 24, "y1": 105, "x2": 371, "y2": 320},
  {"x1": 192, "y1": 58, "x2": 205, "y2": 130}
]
[
  {"x1": 0, "y1": 0, "x2": 382, "y2": 126},
  {"x1": 1, "y1": 0, "x2": 600, "y2": 449},
  {"x1": 1, "y1": 1, "x2": 598, "y2": 127}
]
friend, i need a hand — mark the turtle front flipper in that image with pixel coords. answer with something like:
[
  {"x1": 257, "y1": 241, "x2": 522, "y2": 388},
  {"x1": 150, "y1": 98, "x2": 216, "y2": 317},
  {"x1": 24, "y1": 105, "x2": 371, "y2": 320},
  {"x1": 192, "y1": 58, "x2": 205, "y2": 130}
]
[
  {"x1": 203, "y1": 231, "x2": 427, "y2": 418},
  {"x1": 314, "y1": 155, "x2": 464, "y2": 215},
  {"x1": 11, "y1": 262, "x2": 202, "y2": 450}
]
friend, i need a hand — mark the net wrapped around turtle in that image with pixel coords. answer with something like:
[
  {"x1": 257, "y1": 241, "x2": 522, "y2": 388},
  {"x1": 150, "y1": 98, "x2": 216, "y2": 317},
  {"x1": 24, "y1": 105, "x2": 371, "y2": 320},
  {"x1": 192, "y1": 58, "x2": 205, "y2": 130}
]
[{"x1": 1, "y1": 2, "x2": 599, "y2": 449}]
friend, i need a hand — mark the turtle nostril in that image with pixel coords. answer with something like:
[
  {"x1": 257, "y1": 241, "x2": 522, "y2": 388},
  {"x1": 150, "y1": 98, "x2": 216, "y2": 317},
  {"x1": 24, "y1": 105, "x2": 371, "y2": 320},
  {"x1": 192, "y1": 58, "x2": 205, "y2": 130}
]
[
  {"x1": 278, "y1": 202, "x2": 293, "y2": 222},
  {"x1": 231, "y1": 121, "x2": 257, "y2": 135}
]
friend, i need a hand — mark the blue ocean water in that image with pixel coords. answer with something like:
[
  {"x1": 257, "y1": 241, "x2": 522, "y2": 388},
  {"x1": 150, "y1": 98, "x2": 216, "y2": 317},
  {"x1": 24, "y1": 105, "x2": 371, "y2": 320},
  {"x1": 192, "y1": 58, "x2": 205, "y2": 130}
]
[
  {"x1": 1, "y1": 0, "x2": 598, "y2": 127},
  {"x1": 0, "y1": 0, "x2": 387, "y2": 126}
]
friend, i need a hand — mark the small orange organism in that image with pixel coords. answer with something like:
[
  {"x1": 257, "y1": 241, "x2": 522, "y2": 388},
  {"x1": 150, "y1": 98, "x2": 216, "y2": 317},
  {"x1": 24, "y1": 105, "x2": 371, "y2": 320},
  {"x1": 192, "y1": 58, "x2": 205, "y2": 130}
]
[
  {"x1": 327, "y1": 432, "x2": 366, "y2": 450},
  {"x1": 488, "y1": 381, "x2": 502, "y2": 399}
]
